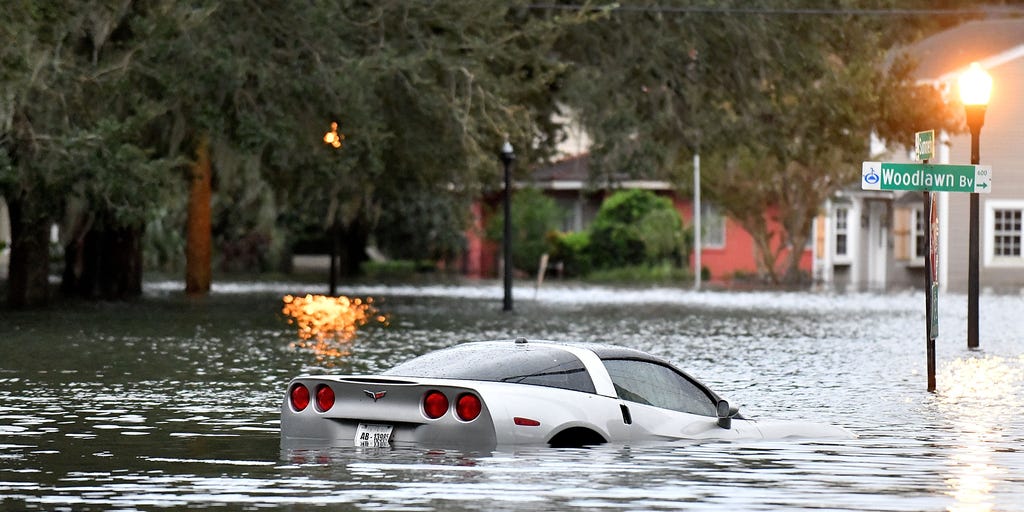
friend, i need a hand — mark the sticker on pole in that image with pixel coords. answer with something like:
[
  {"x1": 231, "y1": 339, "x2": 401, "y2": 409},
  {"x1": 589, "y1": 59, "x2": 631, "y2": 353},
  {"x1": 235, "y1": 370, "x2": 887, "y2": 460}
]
[{"x1": 915, "y1": 130, "x2": 935, "y2": 161}]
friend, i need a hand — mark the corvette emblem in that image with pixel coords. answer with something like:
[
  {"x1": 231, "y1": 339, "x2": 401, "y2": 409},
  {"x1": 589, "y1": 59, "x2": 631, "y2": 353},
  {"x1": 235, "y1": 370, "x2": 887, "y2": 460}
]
[{"x1": 364, "y1": 390, "x2": 387, "y2": 402}]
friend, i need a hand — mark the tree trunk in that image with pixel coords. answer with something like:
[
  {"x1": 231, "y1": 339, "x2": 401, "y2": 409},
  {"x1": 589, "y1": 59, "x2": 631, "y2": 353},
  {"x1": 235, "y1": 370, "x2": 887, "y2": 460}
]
[
  {"x1": 5, "y1": 195, "x2": 52, "y2": 308},
  {"x1": 337, "y1": 218, "x2": 369, "y2": 278},
  {"x1": 99, "y1": 226, "x2": 143, "y2": 299},
  {"x1": 185, "y1": 134, "x2": 213, "y2": 296},
  {"x1": 782, "y1": 234, "x2": 809, "y2": 285},
  {"x1": 734, "y1": 214, "x2": 782, "y2": 285},
  {"x1": 61, "y1": 212, "x2": 93, "y2": 297},
  {"x1": 61, "y1": 224, "x2": 144, "y2": 300}
]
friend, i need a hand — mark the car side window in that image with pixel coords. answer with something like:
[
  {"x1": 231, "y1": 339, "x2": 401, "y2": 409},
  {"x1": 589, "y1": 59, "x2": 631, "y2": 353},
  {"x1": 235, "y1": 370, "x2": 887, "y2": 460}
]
[
  {"x1": 501, "y1": 357, "x2": 596, "y2": 393},
  {"x1": 385, "y1": 346, "x2": 596, "y2": 394},
  {"x1": 602, "y1": 359, "x2": 717, "y2": 417}
]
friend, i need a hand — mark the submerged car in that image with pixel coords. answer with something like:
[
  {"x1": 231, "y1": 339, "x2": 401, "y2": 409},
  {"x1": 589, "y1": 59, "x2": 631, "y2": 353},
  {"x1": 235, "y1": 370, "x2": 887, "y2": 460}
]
[{"x1": 280, "y1": 338, "x2": 853, "y2": 449}]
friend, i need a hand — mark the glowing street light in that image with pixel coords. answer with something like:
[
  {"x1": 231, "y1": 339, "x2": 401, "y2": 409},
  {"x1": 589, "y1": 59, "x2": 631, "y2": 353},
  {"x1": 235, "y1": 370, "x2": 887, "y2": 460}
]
[
  {"x1": 958, "y1": 62, "x2": 992, "y2": 350},
  {"x1": 959, "y1": 63, "x2": 993, "y2": 107},
  {"x1": 323, "y1": 121, "x2": 344, "y2": 148}
]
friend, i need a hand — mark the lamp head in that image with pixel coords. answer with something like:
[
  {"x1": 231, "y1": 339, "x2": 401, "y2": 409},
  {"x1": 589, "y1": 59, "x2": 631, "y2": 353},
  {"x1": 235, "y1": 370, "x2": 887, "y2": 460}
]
[
  {"x1": 959, "y1": 62, "x2": 992, "y2": 107},
  {"x1": 500, "y1": 140, "x2": 515, "y2": 164}
]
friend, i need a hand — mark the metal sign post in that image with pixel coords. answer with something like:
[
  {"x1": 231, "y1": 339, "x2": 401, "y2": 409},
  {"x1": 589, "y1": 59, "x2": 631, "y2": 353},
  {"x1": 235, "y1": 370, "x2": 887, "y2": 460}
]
[
  {"x1": 917, "y1": 131, "x2": 938, "y2": 392},
  {"x1": 862, "y1": 130, "x2": 996, "y2": 391},
  {"x1": 924, "y1": 189, "x2": 938, "y2": 392}
]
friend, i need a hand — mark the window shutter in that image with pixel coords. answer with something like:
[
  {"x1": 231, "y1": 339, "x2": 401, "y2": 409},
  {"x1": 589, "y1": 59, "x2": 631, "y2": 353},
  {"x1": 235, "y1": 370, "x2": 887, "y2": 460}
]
[
  {"x1": 893, "y1": 208, "x2": 911, "y2": 260},
  {"x1": 814, "y1": 215, "x2": 826, "y2": 256}
]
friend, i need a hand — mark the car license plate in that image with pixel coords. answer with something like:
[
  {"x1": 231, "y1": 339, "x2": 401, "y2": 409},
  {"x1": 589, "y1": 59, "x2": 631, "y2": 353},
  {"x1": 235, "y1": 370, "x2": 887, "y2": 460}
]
[{"x1": 354, "y1": 423, "x2": 393, "y2": 447}]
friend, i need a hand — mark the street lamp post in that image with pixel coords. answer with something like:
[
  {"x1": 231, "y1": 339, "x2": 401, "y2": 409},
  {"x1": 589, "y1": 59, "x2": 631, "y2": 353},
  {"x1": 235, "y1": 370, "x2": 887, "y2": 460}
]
[
  {"x1": 323, "y1": 121, "x2": 345, "y2": 296},
  {"x1": 500, "y1": 140, "x2": 516, "y2": 312},
  {"x1": 958, "y1": 62, "x2": 992, "y2": 349}
]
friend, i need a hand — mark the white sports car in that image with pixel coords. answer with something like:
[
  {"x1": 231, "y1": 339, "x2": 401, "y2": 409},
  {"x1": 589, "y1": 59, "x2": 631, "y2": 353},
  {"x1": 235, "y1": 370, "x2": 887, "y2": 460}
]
[{"x1": 280, "y1": 338, "x2": 853, "y2": 449}]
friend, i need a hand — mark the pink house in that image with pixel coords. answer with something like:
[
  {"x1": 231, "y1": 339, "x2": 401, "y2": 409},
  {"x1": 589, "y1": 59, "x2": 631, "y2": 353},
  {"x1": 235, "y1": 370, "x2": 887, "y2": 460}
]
[{"x1": 461, "y1": 154, "x2": 812, "y2": 283}]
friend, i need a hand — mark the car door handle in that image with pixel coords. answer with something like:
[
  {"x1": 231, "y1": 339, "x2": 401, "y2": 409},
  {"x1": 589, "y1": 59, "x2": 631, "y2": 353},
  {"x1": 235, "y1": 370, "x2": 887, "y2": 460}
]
[{"x1": 619, "y1": 404, "x2": 632, "y2": 425}]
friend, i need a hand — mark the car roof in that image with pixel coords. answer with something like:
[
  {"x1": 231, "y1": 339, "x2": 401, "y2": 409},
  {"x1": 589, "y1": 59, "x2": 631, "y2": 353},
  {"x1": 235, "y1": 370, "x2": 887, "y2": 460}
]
[
  {"x1": 444, "y1": 338, "x2": 675, "y2": 367},
  {"x1": 498, "y1": 338, "x2": 669, "y2": 362},
  {"x1": 383, "y1": 338, "x2": 603, "y2": 393}
]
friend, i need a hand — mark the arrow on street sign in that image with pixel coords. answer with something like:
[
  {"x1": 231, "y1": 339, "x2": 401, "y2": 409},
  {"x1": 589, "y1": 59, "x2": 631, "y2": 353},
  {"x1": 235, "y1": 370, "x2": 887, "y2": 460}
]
[{"x1": 861, "y1": 162, "x2": 992, "y2": 193}]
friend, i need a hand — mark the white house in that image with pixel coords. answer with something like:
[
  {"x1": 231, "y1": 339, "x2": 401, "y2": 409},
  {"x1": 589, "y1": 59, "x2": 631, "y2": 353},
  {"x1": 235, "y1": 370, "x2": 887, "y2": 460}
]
[{"x1": 814, "y1": 18, "x2": 1024, "y2": 293}]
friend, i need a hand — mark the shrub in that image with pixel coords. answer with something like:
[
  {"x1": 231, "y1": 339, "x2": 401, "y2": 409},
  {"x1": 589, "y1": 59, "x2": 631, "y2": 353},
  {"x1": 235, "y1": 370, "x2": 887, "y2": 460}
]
[
  {"x1": 549, "y1": 230, "x2": 591, "y2": 277},
  {"x1": 587, "y1": 262, "x2": 693, "y2": 284},
  {"x1": 588, "y1": 190, "x2": 685, "y2": 270}
]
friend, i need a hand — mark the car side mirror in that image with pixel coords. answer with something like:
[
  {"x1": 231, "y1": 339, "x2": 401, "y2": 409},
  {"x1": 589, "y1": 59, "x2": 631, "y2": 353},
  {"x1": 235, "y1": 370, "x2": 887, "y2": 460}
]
[{"x1": 716, "y1": 399, "x2": 732, "y2": 429}]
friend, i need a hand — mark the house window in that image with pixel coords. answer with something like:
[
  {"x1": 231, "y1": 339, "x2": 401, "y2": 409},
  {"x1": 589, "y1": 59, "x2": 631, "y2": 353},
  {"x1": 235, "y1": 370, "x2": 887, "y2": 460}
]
[
  {"x1": 701, "y1": 202, "x2": 725, "y2": 248},
  {"x1": 993, "y1": 209, "x2": 1022, "y2": 257},
  {"x1": 834, "y1": 207, "x2": 849, "y2": 257},
  {"x1": 985, "y1": 201, "x2": 1024, "y2": 266}
]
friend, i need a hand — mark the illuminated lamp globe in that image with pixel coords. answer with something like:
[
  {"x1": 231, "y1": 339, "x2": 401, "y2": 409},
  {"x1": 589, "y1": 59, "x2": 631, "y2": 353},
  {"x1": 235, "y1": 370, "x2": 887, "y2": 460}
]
[{"x1": 958, "y1": 62, "x2": 992, "y2": 107}]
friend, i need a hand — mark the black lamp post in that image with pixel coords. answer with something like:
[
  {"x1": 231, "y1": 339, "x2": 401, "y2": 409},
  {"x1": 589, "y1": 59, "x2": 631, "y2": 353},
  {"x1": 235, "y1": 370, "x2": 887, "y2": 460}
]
[
  {"x1": 958, "y1": 62, "x2": 992, "y2": 349},
  {"x1": 323, "y1": 121, "x2": 345, "y2": 296},
  {"x1": 500, "y1": 140, "x2": 515, "y2": 312}
]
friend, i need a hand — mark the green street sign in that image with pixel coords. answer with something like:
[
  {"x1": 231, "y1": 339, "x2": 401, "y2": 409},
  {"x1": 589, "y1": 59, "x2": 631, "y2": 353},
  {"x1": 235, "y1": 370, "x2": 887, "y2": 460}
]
[
  {"x1": 915, "y1": 130, "x2": 934, "y2": 161},
  {"x1": 861, "y1": 161, "x2": 992, "y2": 193}
]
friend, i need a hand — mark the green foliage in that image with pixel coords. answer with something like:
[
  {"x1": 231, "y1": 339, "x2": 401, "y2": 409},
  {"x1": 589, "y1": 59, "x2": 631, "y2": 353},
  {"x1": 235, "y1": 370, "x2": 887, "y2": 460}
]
[
  {"x1": 550, "y1": 230, "x2": 591, "y2": 277},
  {"x1": 588, "y1": 190, "x2": 684, "y2": 270},
  {"x1": 362, "y1": 260, "x2": 419, "y2": 280},
  {"x1": 543, "y1": 190, "x2": 689, "y2": 279},
  {"x1": 375, "y1": 185, "x2": 470, "y2": 263},
  {"x1": 487, "y1": 188, "x2": 564, "y2": 274},
  {"x1": 1, "y1": 2, "x2": 181, "y2": 225},
  {"x1": 554, "y1": 1, "x2": 963, "y2": 284},
  {"x1": 587, "y1": 262, "x2": 692, "y2": 284},
  {"x1": 0, "y1": 0, "x2": 981, "y2": 302},
  {"x1": 2, "y1": 0, "x2": 576, "y2": 298},
  {"x1": 143, "y1": 206, "x2": 186, "y2": 273}
]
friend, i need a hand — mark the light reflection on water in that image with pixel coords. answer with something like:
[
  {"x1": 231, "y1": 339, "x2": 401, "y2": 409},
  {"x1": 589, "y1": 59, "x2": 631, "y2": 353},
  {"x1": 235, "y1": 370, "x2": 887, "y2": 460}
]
[
  {"x1": 1, "y1": 282, "x2": 1023, "y2": 510},
  {"x1": 936, "y1": 355, "x2": 1024, "y2": 512}
]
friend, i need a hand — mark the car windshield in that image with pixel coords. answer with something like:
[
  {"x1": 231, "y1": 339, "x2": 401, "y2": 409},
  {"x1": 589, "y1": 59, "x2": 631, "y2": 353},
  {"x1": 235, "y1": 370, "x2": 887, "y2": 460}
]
[
  {"x1": 602, "y1": 359, "x2": 717, "y2": 417},
  {"x1": 384, "y1": 344, "x2": 596, "y2": 394}
]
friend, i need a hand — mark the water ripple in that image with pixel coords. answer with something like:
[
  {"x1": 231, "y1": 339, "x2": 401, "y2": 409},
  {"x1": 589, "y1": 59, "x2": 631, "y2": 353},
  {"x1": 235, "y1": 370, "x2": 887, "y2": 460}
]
[{"x1": 2, "y1": 285, "x2": 1024, "y2": 510}]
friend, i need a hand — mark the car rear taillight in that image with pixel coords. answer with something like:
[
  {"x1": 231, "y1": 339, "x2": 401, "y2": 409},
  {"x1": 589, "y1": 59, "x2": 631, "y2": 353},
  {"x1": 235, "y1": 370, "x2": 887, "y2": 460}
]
[
  {"x1": 455, "y1": 393, "x2": 482, "y2": 422},
  {"x1": 316, "y1": 384, "x2": 335, "y2": 412},
  {"x1": 290, "y1": 384, "x2": 310, "y2": 411},
  {"x1": 423, "y1": 390, "x2": 449, "y2": 419}
]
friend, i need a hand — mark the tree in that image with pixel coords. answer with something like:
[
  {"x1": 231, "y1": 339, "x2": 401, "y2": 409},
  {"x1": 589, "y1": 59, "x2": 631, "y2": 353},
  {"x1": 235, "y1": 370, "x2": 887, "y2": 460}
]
[
  {"x1": 486, "y1": 188, "x2": 564, "y2": 275},
  {"x1": 2, "y1": 1, "x2": 576, "y2": 308},
  {"x1": 144, "y1": 0, "x2": 575, "y2": 282},
  {"x1": 1, "y1": 2, "x2": 181, "y2": 306},
  {"x1": 555, "y1": 1, "x2": 962, "y2": 284}
]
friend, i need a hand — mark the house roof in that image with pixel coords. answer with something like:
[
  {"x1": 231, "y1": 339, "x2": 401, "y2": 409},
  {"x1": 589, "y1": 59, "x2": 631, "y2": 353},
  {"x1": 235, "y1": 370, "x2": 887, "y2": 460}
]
[
  {"x1": 900, "y1": 18, "x2": 1024, "y2": 82},
  {"x1": 532, "y1": 154, "x2": 590, "y2": 183},
  {"x1": 528, "y1": 154, "x2": 673, "y2": 191}
]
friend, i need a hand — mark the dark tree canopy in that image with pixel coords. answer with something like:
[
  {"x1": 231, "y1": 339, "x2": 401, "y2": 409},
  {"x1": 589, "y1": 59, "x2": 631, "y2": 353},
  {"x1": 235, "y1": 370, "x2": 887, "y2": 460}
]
[
  {"x1": 553, "y1": 0, "x2": 969, "y2": 283},
  {"x1": 1, "y1": 0, "x2": 1003, "y2": 305}
]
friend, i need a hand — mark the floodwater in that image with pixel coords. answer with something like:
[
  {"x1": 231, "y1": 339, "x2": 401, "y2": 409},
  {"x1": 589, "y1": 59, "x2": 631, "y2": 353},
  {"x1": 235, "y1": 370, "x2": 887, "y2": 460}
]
[{"x1": 2, "y1": 280, "x2": 1023, "y2": 511}]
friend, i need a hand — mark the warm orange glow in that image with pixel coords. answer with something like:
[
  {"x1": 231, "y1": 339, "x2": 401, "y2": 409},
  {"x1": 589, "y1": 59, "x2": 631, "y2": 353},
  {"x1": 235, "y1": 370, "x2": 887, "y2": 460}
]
[
  {"x1": 937, "y1": 355, "x2": 1024, "y2": 512},
  {"x1": 958, "y1": 63, "x2": 993, "y2": 107},
  {"x1": 937, "y1": 355, "x2": 1022, "y2": 404},
  {"x1": 323, "y1": 121, "x2": 344, "y2": 148},
  {"x1": 282, "y1": 294, "x2": 386, "y2": 359}
]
